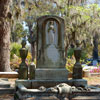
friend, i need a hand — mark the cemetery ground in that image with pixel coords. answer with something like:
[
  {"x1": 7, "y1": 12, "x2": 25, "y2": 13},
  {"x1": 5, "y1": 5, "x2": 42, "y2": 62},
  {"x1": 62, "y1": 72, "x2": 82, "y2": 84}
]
[{"x1": 0, "y1": 76, "x2": 99, "y2": 100}]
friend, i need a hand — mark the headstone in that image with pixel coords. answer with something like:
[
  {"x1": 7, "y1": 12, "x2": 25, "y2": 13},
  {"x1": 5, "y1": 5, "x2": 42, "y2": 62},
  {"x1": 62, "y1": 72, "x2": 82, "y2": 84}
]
[{"x1": 36, "y1": 15, "x2": 68, "y2": 80}]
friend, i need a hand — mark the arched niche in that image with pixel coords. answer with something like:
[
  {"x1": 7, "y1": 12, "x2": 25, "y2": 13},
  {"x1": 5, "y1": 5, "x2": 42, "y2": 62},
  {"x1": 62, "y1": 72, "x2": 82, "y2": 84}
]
[
  {"x1": 36, "y1": 15, "x2": 65, "y2": 68},
  {"x1": 42, "y1": 18, "x2": 62, "y2": 50}
]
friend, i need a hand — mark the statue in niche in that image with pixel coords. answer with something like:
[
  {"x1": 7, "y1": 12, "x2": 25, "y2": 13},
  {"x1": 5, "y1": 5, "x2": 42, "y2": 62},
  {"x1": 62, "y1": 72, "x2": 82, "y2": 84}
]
[{"x1": 48, "y1": 21, "x2": 55, "y2": 45}]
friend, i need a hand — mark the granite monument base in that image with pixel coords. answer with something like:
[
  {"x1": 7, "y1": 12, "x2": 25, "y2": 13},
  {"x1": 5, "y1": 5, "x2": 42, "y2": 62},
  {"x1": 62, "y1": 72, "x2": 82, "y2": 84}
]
[
  {"x1": 16, "y1": 68, "x2": 69, "y2": 89},
  {"x1": 15, "y1": 80, "x2": 72, "y2": 89},
  {"x1": 35, "y1": 68, "x2": 68, "y2": 80},
  {"x1": 71, "y1": 79, "x2": 87, "y2": 87}
]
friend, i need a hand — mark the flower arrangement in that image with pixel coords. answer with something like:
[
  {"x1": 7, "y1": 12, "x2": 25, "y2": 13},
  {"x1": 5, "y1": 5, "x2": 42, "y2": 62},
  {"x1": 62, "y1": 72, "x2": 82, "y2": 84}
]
[
  {"x1": 10, "y1": 54, "x2": 21, "y2": 70},
  {"x1": 90, "y1": 67, "x2": 100, "y2": 73},
  {"x1": 66, "y1": 56, "x2": 75, "y2": 73},
  {"x1": 10, "y1": 52, "x2": 32, "y2": 71}
]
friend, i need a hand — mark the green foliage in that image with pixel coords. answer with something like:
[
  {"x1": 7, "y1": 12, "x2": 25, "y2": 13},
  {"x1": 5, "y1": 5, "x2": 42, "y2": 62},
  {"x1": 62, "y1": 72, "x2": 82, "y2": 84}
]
[
  {"x1": 11, "y1": 23, "x2": 28, "y2": 42},
  {"x1": 67, "y1": 48, "x2": 74, "y2": 57},
  {"x1": 66, "y1": 56, "x2": 75, "y2": 73},
  {"x1": 10, "y1": 43, "x2": 21, "y2": 60},
  {"x1": 10, "y1": 1, "x2": 100, "y2": 60},
  {"x1": 10, "y1": 56, "x2": 21, "y2": 70},
  {"x1": 67, "y1": 47, "x2": 88, "y2": 62},
  {"x1": 66, "y1": 51, "x2": 88, "y2": 73},
  {"x1": 10, "y1": 52, "x2": 32, "y2": 71},
  {"x1": 81, "y1": 51, "x2": 88, "y2": 60},
  {"x1": 98, "y1": 45, "x2": 100, "y2": 56}
]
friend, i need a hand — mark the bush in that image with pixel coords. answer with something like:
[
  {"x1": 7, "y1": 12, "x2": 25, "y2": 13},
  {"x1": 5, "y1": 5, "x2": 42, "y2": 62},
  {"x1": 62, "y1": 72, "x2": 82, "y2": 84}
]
[
  {"x1": 67, "y1": 47, "x2": 88, "y2": 63},
  {"x1": 10, "y1": 43, "x2": 21, "y2": 60},
  {"x1": 10, "y1": 55, "x2": 21, "y2": 70},
  {"x1": 10, "y1": 52, "x2": 32, "y2": 71},
  {"x1": 10, "y1": 43, "x2": 32, "y2": 71},
  {"x1": 66, "y1": 56, "x2": 75, "y2": 73},
  {"x1": 81, "y1": 51, "x2": 88, "y2": 60},
  {"x1": 67, "y1": 48, "x2": 74, "y2": 58}
]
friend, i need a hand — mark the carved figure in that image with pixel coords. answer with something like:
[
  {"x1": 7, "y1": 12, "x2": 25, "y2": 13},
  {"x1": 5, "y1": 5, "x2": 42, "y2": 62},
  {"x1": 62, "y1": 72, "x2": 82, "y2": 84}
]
[
  {"x1": 45, "y1": 83, "x2": 90, "y2": 94},
  {"x1": 48, "y1": 21, "x2": 55, "y2": 44}
]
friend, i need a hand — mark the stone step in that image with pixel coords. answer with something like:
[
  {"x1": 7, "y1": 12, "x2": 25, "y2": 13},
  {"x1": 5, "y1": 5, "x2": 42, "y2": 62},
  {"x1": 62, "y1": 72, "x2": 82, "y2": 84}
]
[
  {"x1": 0, "y1": 78, "x2": 10, "y2": 88},
  {"x1": 24, "y1": 96, "x2": 59, "y2": 100},
  {"x1": 0, "y1": 82, "x2": 10, "y2": 88},
  {"x1": 0, "y1": 88, "x2": 15, "y2": 94},
  {"x1": 72, "y1": 96, "x2": 100, "y2": 100}
]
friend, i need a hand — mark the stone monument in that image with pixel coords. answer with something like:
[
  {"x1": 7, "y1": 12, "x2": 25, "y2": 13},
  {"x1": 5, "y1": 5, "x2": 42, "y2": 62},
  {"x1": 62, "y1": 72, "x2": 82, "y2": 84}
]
[
  {"x1": 18, "y1": 40, "x2": 28, "y2": 79},
  {"x1": 72, "y1": 40, "x2": 87, "y2": 87},
  {"x1": 36, "y1": 15, "x2": 68, "y2": 80},
  {"x1": 15, "y1": 16, "x2": 88, "y2": 100},
  {"x1": 73, "y1": 40, "x2": 82, "y2": 79},
  {"x1": 16, "y1": 15, "x2": 68, "y2": 89}
]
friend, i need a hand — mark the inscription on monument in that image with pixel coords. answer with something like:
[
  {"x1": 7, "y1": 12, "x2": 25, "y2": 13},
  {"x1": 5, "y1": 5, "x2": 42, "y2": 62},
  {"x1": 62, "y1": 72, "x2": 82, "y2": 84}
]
[{"x1": 46, "y1": 45, "x2": 59, "y2": 63}]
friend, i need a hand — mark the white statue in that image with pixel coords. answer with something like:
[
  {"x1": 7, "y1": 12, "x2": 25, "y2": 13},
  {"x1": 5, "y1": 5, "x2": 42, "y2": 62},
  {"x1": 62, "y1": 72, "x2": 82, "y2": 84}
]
[{"x1": 48, "y1": 21, "x2": 55, "y2": 45}]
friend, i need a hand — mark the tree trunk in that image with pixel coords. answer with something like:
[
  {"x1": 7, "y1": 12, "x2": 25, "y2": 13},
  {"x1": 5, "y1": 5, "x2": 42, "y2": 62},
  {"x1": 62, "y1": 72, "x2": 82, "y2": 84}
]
[
  {"x1": 0, "y1": 0, "x2": 11, "y2": 71},
  {"x1": 28, "y1": 24, "x2": 35, "y2": 61},
  {"x1": 31, "y1": 43, "x2": 35, "y2": 61}
]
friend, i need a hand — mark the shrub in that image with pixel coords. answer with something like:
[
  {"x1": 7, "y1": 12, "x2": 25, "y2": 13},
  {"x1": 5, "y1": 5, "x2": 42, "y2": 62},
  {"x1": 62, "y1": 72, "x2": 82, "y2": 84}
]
[
  {"x1": 10, "y1": 43, "x2": 33, "y2": 70},
  {"x1": 10, "y1": 54, "x2": 21, "y2": 70},
  {"x1": 67, "y1": 48, "x2": 88, "y2": 60},
  {"x1": 66, "y1": 54, "x2": 87, "y2": 73},
  {"x1": 66, "y1": 56, "x2": 75, "y2": 73},
  {"x1": 10, "y1": 43, "x2": 21, "y2": 60},
  {"x1": 81, "y1": 51, "x2": 88, "y2": 60},
  {"x1": 26, "y1": 52, "x2": 32, "y2": 65},
  {"x1": 10, "y1": 52, "x2": 32, "y2": 71},
  {"x1": 67, "y1": 48, "x2": 74, "y2": 58},
  {"x1": 98, "y1": 44, "x2": 100, "y2": 56}
]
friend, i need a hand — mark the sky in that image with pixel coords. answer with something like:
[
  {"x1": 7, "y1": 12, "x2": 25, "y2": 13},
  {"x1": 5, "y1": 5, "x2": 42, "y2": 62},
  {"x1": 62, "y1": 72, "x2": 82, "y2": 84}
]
[{"x1": 87, "y1": 0, "x2": 100, "y2": 5}]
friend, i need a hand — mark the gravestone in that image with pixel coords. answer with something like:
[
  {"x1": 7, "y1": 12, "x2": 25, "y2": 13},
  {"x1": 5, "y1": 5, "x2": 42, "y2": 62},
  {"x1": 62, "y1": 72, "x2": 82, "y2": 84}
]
[{"x1": 35, "y1": 15, "x2": 68, "y2": 80}]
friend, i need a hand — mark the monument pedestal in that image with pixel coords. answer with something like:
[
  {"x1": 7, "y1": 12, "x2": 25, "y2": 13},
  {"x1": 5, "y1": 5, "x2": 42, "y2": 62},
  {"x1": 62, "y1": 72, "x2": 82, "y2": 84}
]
[
  {"x1": 16, "y1": 79, "x2": 72, "y2": 89},
  {"x1": 35, "y1": 68, "x2": 68, "y2": 80},
  {"x1": 16, "y1": 68, "x2": 69, "y2": 89},
  {"x1": 71, "y1": 79, "x2": 87, "y2": 87}
]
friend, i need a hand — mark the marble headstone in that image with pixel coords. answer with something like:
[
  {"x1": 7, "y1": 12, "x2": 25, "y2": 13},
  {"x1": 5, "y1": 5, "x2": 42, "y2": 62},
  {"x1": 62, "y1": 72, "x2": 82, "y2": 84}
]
[{"x1": 36, "y1": 15, "x2": 68, "y2": 80}]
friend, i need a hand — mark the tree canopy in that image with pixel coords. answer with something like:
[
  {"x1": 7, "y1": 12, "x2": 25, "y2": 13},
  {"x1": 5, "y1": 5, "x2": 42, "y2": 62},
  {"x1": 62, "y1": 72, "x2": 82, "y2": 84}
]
[{"x1": 10, "y1": 0, "x2": 100, "y2": 56}]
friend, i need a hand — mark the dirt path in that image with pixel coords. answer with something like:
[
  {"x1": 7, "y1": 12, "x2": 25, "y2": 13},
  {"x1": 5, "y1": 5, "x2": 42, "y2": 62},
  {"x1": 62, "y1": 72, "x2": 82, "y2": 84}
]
[{"x1": 84, "y1": 76, "x2": 100, "y2": 86}]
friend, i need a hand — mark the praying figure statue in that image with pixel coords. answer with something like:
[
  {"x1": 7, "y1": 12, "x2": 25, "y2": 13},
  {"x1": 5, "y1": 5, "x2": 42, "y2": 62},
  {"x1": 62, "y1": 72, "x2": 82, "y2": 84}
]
[{"x1": 48, "y1": 21, "x2": 55, "y2": 45}]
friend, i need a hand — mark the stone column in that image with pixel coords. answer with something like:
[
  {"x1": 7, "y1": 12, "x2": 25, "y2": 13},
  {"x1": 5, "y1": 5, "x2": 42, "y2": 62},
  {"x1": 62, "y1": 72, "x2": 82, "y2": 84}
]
[
  {"x1": 29, "y1": 63, "x2": 35, "y2": 80},
  {"x1": 73, "y1": 40, "x2": 82, "y2": 79},
  {"x1": 18, "y1": 40, "x2": 28, "y2": 79},
  {"x1": 72, "y1": 40, "x2": 87, "y2": 87}
]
